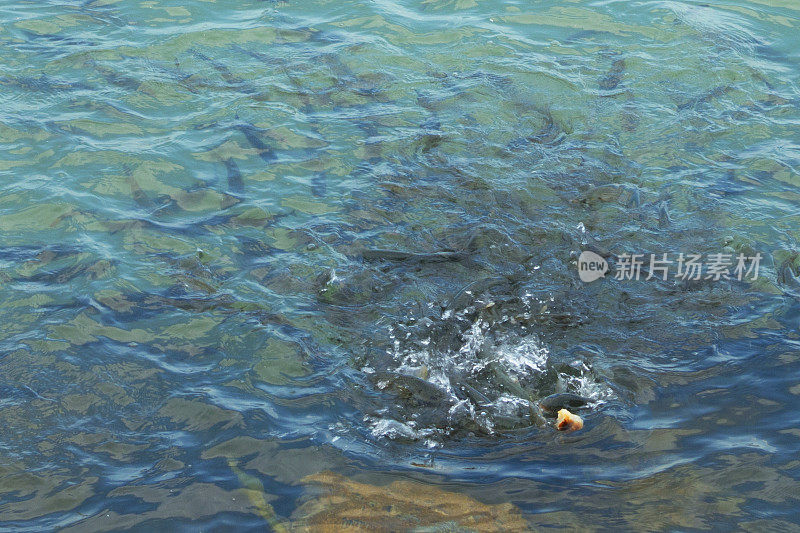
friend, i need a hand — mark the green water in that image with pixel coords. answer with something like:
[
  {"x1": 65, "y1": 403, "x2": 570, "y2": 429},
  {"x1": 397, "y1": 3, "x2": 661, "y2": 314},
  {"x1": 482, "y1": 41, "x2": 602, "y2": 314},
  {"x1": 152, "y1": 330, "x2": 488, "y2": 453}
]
[{"x1": 1, "y1": 0, "x2": 800, "y2": 529}]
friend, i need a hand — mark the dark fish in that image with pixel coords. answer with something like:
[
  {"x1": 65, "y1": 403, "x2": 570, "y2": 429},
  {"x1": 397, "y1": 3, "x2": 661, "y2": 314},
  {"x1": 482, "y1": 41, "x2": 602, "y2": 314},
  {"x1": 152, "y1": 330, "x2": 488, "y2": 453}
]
[
  {"x1": 447, "y1": 276, "x2": 513, "y2": 310},
  {"x1": 457, "y1": 382, "x2": 492, "y2": 408},
  {"x1": 421, "y1": 116, "x2": 441, "y2": 131},
  {"x1": 104, "y1": 213, "x2": 237, "y2": 237},
  {"x1": 232, "y1": 45, "x2": 273, "y2": 65},
  {"x1": 0, "y1": 74, "x2": 91, "y2": 92},
  {"x1": 236, "y1": 123, "x2": 276, "y2": 163},
  {"x1": 233, "y1": 45, "x2": 322, "y2": 113},
  {"x1": 311, "y1": 171, "x2": 327, "y2": 197},
  {"x1": 160, "y1": 293, "x2": 232, "y2": 313},
  {"x1": 416, "y1": 89, "x2": 442, "y2": 111},
  {"x1": 658, "y1": 201, "x2": 672, "y2": 228},
  {"x1": 319, "y1": 52, "x2": 355, "y2": 85},
  {"x1": 677, "y1": 85, "x2": 733, "y2": 111},
  {"x1": 372, "y1": 372, "x2": 450, "y2": 407},
  {"x1": 128, "y1": 172, "x2": 156, "y2": 210},
  {"x1": 355, "y1": 119, "x2": 383, "y2": 162},
  {"x1": 224, "y1": 158, "x2": 244, "y2": 194},
  {"x1": 599, "y1": 58, "x2": 626, "y2": 91},
  {"x1": 627, "y1": 188, "x2": 641, "y2": 208},
  {"x1": 17, "y1": 255, "x2": 114, "y2": 284},
  {"x1": 95, "y1": 287, "x2": 236, "y2": 322},
  {"x1": 753, "y1": 43, "x2": 794, "y2": 68},
  {"x1": 0, "y1": 244, "x2": 80, "y2": 262},
  {"x1": 67, "y1": 98, "x2": 146, "y2": 122},
  {"x1": 526, "y1": 110, "x2": 565, "y2": 145},
  {"x1": 361, "y1": 249, "x2": 466, "y2": 263},
  {"x1": 582, "y1": 243, "x2": 616, "y2": 261},
  {"x1": 320, "y1": 50, "x2": 390, "y2": 144},
  {"x1": 459, "y1": 71, "x2": 515, "y2": 93},
  {"x1": 575, "y1": 184, "x2": 625, "y2": 206},
  {"x1": 418, "y1": 116, "x2": 444, "y2": 153},
  {"x1": 87, "y1": 60, "x2": 141, "y2": 91},
  {"x1": 621, "y1": 99, "x2": 640, "y2": 131},
  {"x1": 19, "y1": 29, "x2": 97, "y2": 48},
  {"x1": 191, "y1": 49, "x2": 252, "y2": 90},
  {"x1": 777, "y1": 256, "x2": 800, "y2": 289},
  {"x1": 0, "y1": 384, "x2": 52, "y2": 405},
  {"x1": 78, "y1": 2, "x2": 129, "y2": 27},
  {"x1": 0, "y1": 384, "x2": 38, "y2": 399},
  {"x1": 539, "y1": 393, "x2": 591, "y2": 416}
]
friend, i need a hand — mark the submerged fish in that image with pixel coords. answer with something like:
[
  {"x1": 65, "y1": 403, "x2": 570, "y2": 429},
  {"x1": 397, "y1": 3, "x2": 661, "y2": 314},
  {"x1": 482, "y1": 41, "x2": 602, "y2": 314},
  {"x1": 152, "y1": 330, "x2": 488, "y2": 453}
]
[
  {"x1": 525, "y1": 110, "x2": 565, "y2": 146},
  {"x1": 0, "y1": 384, "x2": 53, "y2": 404},
  {"x1": 0, "y1": 74, "x2": 91, "y2": 92},
  {"x1": 677, "y1": 85, "x2": 733, "y2": 111},
  {"x1": 373, "y1": 372, "x2": 451, "y2": 407},
  {"x1": 658, "y1": 201, "x2": 672, "y2": 228},
  {"x1": 18, "y1": 29, "x2": 97, "y2": 49},
  {"x1": 599, "y1": 58, "x2": 626, "y2": 91},
  {"x1": 224, "y1": 158, "x2": 244, "y2": 195},
  {"x1": 360, "y1": 249, "x2": 467, "y2": 263},
  {"x1": 191, "y1": 49, "x2": 256, "y2": 93},
  {"x1": 311, "y1": 171, "x2": 327, "y2": 198},
  {"x1": 777, "y1": 255, "x2": 800, "y2": 291},
  {"x1": 235, "y1": 122, "x2": 277, "y2": 163},
  {"x1": 128, "y1": 172, "x2": 157, "y2": 211},
  {"x1": 86, "y1": 60, "x2": 141, "y2": 91}
]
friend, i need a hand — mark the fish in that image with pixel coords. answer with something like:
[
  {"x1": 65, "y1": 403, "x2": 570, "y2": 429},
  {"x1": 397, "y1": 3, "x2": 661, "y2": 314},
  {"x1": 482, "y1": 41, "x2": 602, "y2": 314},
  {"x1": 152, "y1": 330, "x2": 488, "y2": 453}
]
[
  {"x1": 0, "y1": 384, "x2": 53, "y2": 405},
  {"x1": 525, "y1": 110, "x2": 565, "y2": 146},
  {"x1": 128, "y1": 171, "x2": 157, "y2": 211},
  {"x1": 539, "y1": 392, "x2": 591, "y2": 417},
  {"x1": 235, "y1": 122, "x2": 277, "y2": 163},
  {"x1": 18, "y1": 29, "x2": 97, "y2": 48},
  {"x1": 777, "y1": 255, "x2": 800, "y2": 291},
  {"x1": 0, "y1": 74, "x2": 91, "y2": 92},
  {"x1": 360, "y1": 249, "x2": 467, "y2": 263},
  {"x1": 753, "y1": 43, "x2": 792, "y2": 66},
  {"x1": 86, "y1": 59, "x2": 141, "y2": 91},
  {"x1": 23, "y1": 259, "x2": 115, "y2": 284},
  {"x1": 0, "y1": 244, "x2": 81, "y2": 263},
  {"x1": 627, "y1": 188, "x2": 641, "y2": 208},
  {"x1": 575, "y1": 184, "x2": 626, "y2": 206},
  {"x1": 677, "y1": 85, "x2": 733, "y2": 111},
  {"x1": 372, "y1": 372, "x2": 451, "y2": 408},
  {"x1": 461, "y1": 71, "x2": 515, "y2": 93},
  {"x1": 658, "y1": 201, "x2": 672, "y2": 228},
  {"x1": 232, "y1": 45, "x2": 275, "y2": 67},
  {"x1": 191, "y1": 49, "x2": 255, "y2": 92},
  {"x1": 598, "y1": 58, "x2": 626, "y2": 91},
  {"x1": 233, "y1": 45, "x2": 315, "y2": 109},
  {"x1": 224, "y1": 158, "x2": 244, "y2": 195},
  {"x1": 102, "y1": 212, "x2": 240, "y2": 237},
  {"x1": 311, "y1": 171, "x2": 327, "y2": 198},
  {"x1": 318, "y1": 51, "x2": 389, "y2": 154},
  {"x1": 0, "y1": 384, "x2": 38, "y2": 400}
]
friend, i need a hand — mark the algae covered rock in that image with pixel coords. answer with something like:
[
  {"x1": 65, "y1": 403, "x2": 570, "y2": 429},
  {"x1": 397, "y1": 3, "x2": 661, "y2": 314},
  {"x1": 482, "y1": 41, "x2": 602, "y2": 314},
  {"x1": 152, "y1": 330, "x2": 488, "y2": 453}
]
[{"x1": 290, "y1": 471, "x2": 529, "y2": 532}]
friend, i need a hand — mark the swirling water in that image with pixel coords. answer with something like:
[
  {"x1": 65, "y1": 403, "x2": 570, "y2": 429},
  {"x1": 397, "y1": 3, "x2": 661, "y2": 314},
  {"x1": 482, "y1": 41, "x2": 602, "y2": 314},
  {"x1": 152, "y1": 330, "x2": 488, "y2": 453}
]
[{"x1": 1, "y1": 0, "x2": 799, "y2": 529}]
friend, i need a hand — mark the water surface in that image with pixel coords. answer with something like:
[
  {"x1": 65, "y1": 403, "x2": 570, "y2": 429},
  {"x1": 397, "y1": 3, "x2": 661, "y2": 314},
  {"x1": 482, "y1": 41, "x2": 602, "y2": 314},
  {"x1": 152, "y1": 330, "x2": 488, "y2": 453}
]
[{"x1": 1, "y1": 0, "x2": 800, "y2": 529}]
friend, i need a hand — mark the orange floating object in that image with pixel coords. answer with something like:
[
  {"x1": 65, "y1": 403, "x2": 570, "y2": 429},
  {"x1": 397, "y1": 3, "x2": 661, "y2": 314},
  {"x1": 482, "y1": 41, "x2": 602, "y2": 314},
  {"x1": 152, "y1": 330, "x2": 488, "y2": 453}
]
[{"x1": 555, "y1": 408, "x2": 584, "y2": 432}]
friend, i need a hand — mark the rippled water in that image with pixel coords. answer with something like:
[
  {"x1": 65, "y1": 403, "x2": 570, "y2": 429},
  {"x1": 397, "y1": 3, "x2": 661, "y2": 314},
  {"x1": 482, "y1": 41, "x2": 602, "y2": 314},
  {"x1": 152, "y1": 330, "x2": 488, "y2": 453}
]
[{"x1": 1, "y1": 0, "x2": 800, "y2": 529}]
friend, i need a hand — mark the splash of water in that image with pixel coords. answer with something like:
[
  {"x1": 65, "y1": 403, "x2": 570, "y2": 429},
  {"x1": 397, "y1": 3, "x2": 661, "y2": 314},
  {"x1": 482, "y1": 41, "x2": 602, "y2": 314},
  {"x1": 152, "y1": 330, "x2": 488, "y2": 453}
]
[{"x1": 365, "y1": 297, "x2": 613, "y2": 443}]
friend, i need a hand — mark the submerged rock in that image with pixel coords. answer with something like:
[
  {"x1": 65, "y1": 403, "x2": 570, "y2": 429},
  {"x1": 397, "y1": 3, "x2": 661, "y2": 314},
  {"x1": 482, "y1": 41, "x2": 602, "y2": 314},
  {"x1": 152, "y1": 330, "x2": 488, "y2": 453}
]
[{"x1": 292, "y1": 471, "x2": 530, "y2": 531}]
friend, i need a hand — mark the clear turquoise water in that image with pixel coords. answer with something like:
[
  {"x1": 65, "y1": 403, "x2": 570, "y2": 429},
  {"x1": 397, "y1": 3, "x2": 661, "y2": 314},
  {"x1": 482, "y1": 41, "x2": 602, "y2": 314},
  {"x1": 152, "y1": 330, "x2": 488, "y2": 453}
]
[{"x1": 1, "y1": 0, "x2": 800, "y2": 529}]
